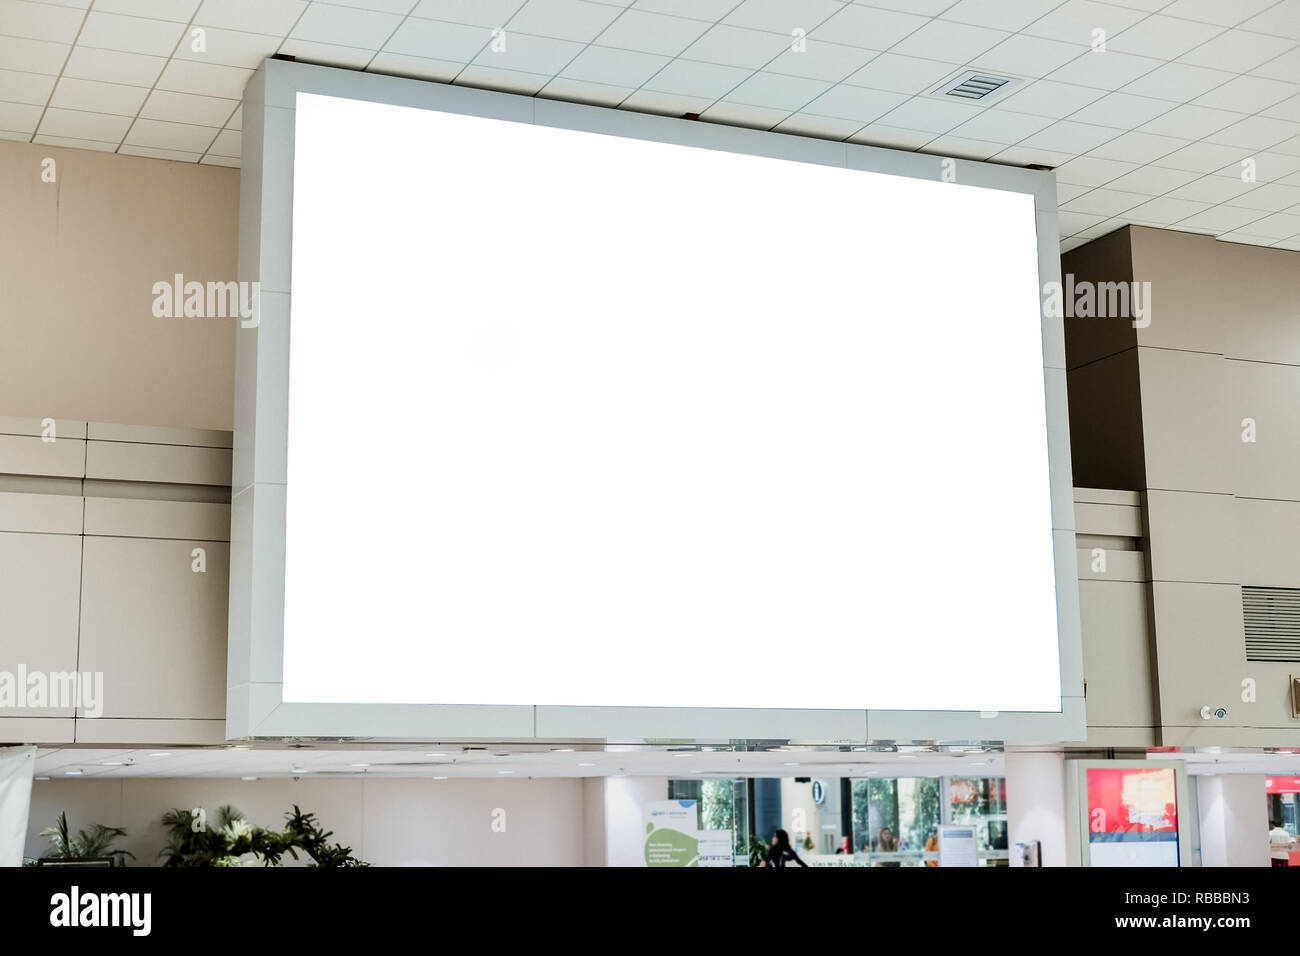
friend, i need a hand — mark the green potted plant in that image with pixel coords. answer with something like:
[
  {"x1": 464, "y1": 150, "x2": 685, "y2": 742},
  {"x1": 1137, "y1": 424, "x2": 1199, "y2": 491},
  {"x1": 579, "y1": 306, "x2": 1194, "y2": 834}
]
[{"x1": 37, "y1": 811, "x2": 134, "y2": 866}]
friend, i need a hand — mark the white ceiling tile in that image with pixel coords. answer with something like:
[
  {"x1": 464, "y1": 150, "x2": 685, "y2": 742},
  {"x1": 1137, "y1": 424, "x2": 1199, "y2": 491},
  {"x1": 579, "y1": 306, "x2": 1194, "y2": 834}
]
[
  {"x1": 120, "y1": 143, "x2": 203, "y2": 160},
  {"x1": 470, "y1": 30, "x2": 582, "y2": 72},
  {"x1": 810, "y1": 3, "x2": 928, "y2": 50},
  {"x1": 194, "y1": 0, "x2": 307, "y2": 35},
  {"x1": 207, "y1": 125, "x2": 240, "y2": 155},
  {"x1": 78, "y1": 11, "x2": 186, "y2": 56},
  {"x1": 1021, "y1": 0, "x2": 1147, "y2": 44},
  {"x1": 681, "y1": 24, "x2": 789, "y2": 67},
  {"x1": 727, "y1": 70, "x2": 831, "y2": 110},
  {"x1": 0, "y1": 34, "x2": 69, "y2": 73},
  {"x1": 1173, "y1": 204, "x2": 1269, "y2": 232},
  {"x1": 1053, "y1": 154, "x2": 1139, "y2": 185},
  {"x1": 1060, "y1": 234, "x2": 1089, "y2": 251},
  {"x1": 1019, "y1": 118, "x2": 1121, "y2": 152},
  {"x1": 970, "y1": 34, "x2": 1085, "y2": 78},
  {"x1": 1194, "y1": 75, "x2": 1300, "y2": 112},
  {"x1": 1123, "y1": 195, "x2": 1212, "y2": 223},
  {"x1": 1153, "y1": 140, "x2": 1252, "y2": 172},
  {"x1": 386, "y1": 18, "x2": 486, "y2": 60},
  {"x1": 997, "y1": 78, "x2": 1105, "y2": 117},
  {"x1": 125, "y1": 116, "x2": 219, "y2": 150},
  {"x1": 644, "y1": 58, "x2": 751, "y2": 98},
  {"x1": 291, "y1": 4, "x2": 402, "y2": 47},
  {"x1": 140, "y1": 88, "x2": 236, "y2": 125},
  {"x1": 0, "y1": 99, "x2": 41, "y2": 133},
  {"x1": 1254, "y1": 46, "x2": 1300, "y2": 83},
  {"x1": 537, "y1": 76, "x2": 632, "y2": 106},
  {"x1": 1068, "y1": 91, "x2": 1175, "y2": 127},
  {"x1": 918, "y1": 134, "x2": 1003, "y2": 159},
  {"x1": 618, "y1": 88, "x2": 716, "y2": 117},
  {"x1": 876, "y1": 95, "x2": 983, "y2": 133},
  {"x1": 1177, "y1": 29, "x2": 1297, "y2": 73},
  {"x1": 200, "y1": 152, "x2": 239, "y2": 166},
  {"x1": 1263, "y1": 94, "x2": 1300, "y2": 122},
  {"x1": 454, "y1": 63, "x2": 549, "y2": 93},
  {"x1": 1103, "y1": 163, "x2": 1202, "y2": 193},
  {"x1": 156, "y1": 58, "x2": 254, "y2": 98},
  {"x1": 1232, "y1": 211, "x2": 1300, "y2": 238},
  {"x1": 764, "y1": 39, "x2": 875, "y2": 81},
  {"x1": 772, "y1": 111, "x2": 863, "y2": 138},
  {"x1": 1217, "y1": 231, "x2": 1283, "y2": 246},
  {"x1": 1160, "y1": 0, "x2": 1276, "y2": 27},
  {"x1": 1276, "y1": 133, "x2": 1300, "y2": 156},
  {"x1": 594, "y1": 9, "x2": 709, "y2": 55},
  {"x1": 507, "y1": 0, "x2": 622, "y2": 42},
  {"x1": 173, "y1": 27, "x2": 284, "y2": 68},
  {"x1": 847, "y1": 122, "x2": 932, "y2": 149},
  {"x1": 723, "y1": 0, "x2": 844, "y2": 34},
  {"x1": 938, "y1": 0, "x2": 1063, "y2": 33},
  {"x1": 0, "y1": 67, "x2": 56, "y2": 104},
  {"x1": 0, "y1": 0, "x2": 85, "y2": 42},
  {"x1": 1240, "y1": 0, "x2": 1300, "y2": 40},
  {"x1": 1205, "y1": 115, "x2": 1300, "y2": 151},
  {"x1": 1057, "y1": 208, "x2": 1106, "y2": 235},
  {"x1": 1164, "y1": 175, "x2": 1255, "y2": 202},
  {"x1": 1215, "y1": 152, "x2": 1300, "y2": 181},
  {"x1": 852, "y1": 0, "x2": 952, "y2": 14},
  {"x1": 38, "y1": 106, "x2": 131, "y2": 142},
  {"x1": 1139, "y1": 103, "x2": 1245, "y2": 139},
  {"x1": 842, "y1": 52, "x2": 959, "y2": 94},
  {"x1": 366, "y1": 50, "x2": 465, "y2": 80},
  {"x1": 989, "y1": 143, "x2": 1076, "y2": 166},
  {"x1": 888, "y1": 19, "x2": 1008, "y2": 62},
  {"x1": 1225, "y1": 181, "x2": 1300, "y2": 211},
  {"x1": 1119, "y1": 61, "x2": 1234, "y2": 102},
  {"x1": 49, "y1": 75, "x2": 149, "y2": 115},
  {"x1": 94, "y1": 0, "x2": 200, "y2": 21},
  {"x1": 32, "y1": 134, "x2": 118, "y2": 151},
  {"x1": 699, "y1": 99, "x2": 791, "y2": 128},
  {"x1": 1088, "y1": 130, "x2": 1188, "y2": 162},
  {"x1": 1061, "y1": 187, "x2": 1149, "y2": 216},
  {"x1": 947, "y1": 106, "x2": 1053, "y2": 143},
  {"x1": 277, "y1": 38, "x2": 376, "y2": 67},
  {"x1": 225, "y1": 103, "x2": 240, "y2": 127},
  {"x1": 1048, "y1": 50, "x2": 1162, "y2": 90},
  {"x1": 803, "y1": 83, "x2": 908, "y2": 122},
  {"x1": 631, "y1": 0, "x2": 740, "y2": 20},
  {"x1": 1107, "y1": 14, "x2": 1222, "y2": 59},
  {"x1": 562, "y1": 45, "x2": 669, "y2": 86},
  {"x1": 21, "y1": 0, "x2": 90, "y2": 7},
  {"x1": 411, "y1": 0, "x2": 523, "y2": 27},
  {"x1": 1055, "y1": 181, "x2": 1089, "y2": 203},
  {"x1": 63, "y1": 46, "x2": 165, "y2": 86}
]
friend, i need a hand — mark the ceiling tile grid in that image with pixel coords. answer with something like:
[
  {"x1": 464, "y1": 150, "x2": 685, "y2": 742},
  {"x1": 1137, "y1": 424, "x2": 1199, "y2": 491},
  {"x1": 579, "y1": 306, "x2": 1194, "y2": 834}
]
[{"x1": 0, "y1": 0, "x2": 1297, "y2": 250}]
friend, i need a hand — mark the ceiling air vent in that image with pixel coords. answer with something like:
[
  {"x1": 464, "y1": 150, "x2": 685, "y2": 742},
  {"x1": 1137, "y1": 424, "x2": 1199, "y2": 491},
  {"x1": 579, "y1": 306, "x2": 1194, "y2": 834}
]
[
  {"x1": 1244, "y1": 587, "x2": 1300, "y2": 662},
  {"x1": 932, "y1": 71, "x2": 1018, "y2": 103}
]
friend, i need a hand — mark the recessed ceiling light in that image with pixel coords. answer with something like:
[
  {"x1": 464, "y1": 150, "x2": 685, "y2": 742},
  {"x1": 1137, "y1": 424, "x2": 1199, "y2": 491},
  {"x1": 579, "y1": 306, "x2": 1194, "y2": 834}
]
[
  {"x1": 552, "y1": 747, "x2": 575, "y2": 752},
  {"x1": 101, "y1": 761, "x2": 123, "y2": 766},
  {"x1": 241, "y1": 776, "x2": 257, "y2": 781},
  {"x1": 425, "y1": 752, "x2": 447, "y2": 757},
  {"x1": 433, "y1": 775, "x2": 448, "y2": 780},
  {"x1": 672, "y1": 752, "x2": 694, "y2": 758},
  {"x1": 498, "y1": 769, "x2": 514, "y2": 775},
  {"x1": 291, "y1": 766, "x2": 307, "y2": 774},
  {"x1": 783, "y1": 762, "x2": 800, "y2": 767},
  {"x1": 898, "y1": 755, "x2": 916, "y2": 760},
  {"x1": 578, "y1": 762, "x2": 596, "y2": 767},
  {"x1": 148, "y1": 752, "x2": 171, "y2": 758},
  {"x1": 35, "y1": 776, "x2": 49, "y2": 781},
  {"x1": 351, "y1": 762, "x2": 370, "y2": 768},
  {"x1": 64, "y1": 770, "x2": 82, "y2": 776}
]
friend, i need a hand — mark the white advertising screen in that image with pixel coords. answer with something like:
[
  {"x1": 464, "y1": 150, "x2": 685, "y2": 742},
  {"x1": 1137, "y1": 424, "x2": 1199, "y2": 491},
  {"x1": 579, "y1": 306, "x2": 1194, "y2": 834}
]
[{"x1": 282, "y1": 90, "x2": 1060, "y2": 713}]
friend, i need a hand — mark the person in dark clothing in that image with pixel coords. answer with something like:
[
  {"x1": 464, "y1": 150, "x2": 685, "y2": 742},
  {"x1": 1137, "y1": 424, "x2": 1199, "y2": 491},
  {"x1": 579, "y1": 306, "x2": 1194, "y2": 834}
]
[{"x1": 762, "y1": 829, "x2": 808, "y2": 868}]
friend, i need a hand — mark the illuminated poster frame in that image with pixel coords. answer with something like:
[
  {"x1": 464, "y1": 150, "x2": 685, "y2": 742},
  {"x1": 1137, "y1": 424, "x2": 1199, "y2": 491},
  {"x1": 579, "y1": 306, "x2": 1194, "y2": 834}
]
[
  {"x1": 227, "y1": 58, "x2": 1082, "y2": 743},
  {"x1": 1067, "y1": 759, "x2": 1192, "y2": 867}
]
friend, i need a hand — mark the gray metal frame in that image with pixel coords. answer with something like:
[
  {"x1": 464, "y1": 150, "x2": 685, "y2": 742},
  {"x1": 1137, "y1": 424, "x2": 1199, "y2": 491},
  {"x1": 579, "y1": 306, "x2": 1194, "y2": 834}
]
[
  {"x1": 1066, "y1": 759, "x2": 1192, "y2": 867},
  {"x1": 229, "y1": 58, "x2": 1083, "y2": 743}
]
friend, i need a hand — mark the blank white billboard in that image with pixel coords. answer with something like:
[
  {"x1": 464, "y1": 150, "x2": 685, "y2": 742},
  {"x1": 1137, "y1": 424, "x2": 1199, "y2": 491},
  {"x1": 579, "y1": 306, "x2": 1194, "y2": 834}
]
[{"x1": 282, "y1": 90, "x2": 1060, "y2": 713}]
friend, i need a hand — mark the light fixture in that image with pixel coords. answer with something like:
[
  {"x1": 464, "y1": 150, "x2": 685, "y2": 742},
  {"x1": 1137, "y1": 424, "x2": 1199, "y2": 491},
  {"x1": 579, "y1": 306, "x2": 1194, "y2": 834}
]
[
  {"x1": 498, "y1": 769, "x2": 514, "y2": 775},
  {"x1": 351, "y1": 762, "x2": 370, "y2": 768},
  {"x1": 433, "y1": 775, "x2": 448, "y2": 780},
  {"x1": 101, "y1": 761, "x2": 123, "y2": 766},
  {"x1": 35, "y1": 776, "x2": 49, "y2": 781},
  {"x1": 425, "y1": 752, "x2": 447, "y2": 757},
  {"x1": 148, "y1": 752, "x2": 171, "y2": 758},
  {"x1": 64, "y1": 770, "x2": 82, "y2": 776},
  {"x1": 241, "y1": 776, "x2": 257, "y2": 781},
  {"x1": 578, "y1": 762, "x2": 596, "y2": 767},
  {"x1": 783, "y1": 761, "x2": 800, "y2": 767}
]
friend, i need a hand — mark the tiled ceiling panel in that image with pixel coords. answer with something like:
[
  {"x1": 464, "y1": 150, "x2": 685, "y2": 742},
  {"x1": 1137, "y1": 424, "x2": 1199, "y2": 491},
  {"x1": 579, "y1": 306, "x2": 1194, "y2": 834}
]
[{"x1": 0, "y1": 0, "x2": 1297, "y2": 251}]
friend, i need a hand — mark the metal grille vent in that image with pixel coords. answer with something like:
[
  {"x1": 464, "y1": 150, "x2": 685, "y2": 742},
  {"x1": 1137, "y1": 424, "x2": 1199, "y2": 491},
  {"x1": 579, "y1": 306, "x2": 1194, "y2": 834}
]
[
  {"x1": 942, "y1": 73, "x2": 1011, "y2": 100},
  {"x1": 1244, "y1": 587, "x2": 1300, "y2": 661}
]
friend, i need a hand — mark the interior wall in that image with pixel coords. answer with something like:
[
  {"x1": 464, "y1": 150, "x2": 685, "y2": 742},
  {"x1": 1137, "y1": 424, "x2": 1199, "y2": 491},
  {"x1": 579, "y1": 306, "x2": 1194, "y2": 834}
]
[
  {"x1": 0, "y1": 140, "x2": 238, "y2": 430},
  {"x1": 25, "y1": 776, "x2": 586, "y2": 867},
  {"x1": 1197, "y1": 774, "x2": 1268, "y2": 868}
]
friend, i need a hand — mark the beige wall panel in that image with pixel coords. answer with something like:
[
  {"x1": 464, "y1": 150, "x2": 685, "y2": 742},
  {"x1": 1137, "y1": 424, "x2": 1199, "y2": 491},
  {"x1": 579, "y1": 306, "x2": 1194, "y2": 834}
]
[
  {"x1": 1129, "y1": 227, "x2": 1226, "y2": 356},
  {"x1": 86, "y1": 423, "x2": 232, "y2": 448},
  {"x1": 0, "y1": 491, "x2": 82, "y2": 534},
  {"x1": 1065, "y1": 348, "x2": 1145, "y2": 490},
  {"x1": 1145, "y1": 489, "x2": 1237, "y2": 585},
  {"x1": 1226, "y1": 358, "x2": 1300, "y2": 501},
  {"x1": 78, "y1": 537, "x2": 228, "y2": 720},
  {"x1": 1078, "y1": 579, "x2": 1157, "y2": 733},
  {"x1": 1150, "y1": 582, "x2": 1250, "y2": 732},
  {"x1": 0, "y1": 140, "x2": 238, "y2": 430},
  {"x1": 1076, "y1": 548, "x2": 1145, "y2": 582},
  {"x1": 0, "y1": 717, "x2": 75, "y2": 743},
  {"x1": 85, "y1": 440, "x2": 232, "y2": 486},
  {"x1": 0, "y1": 434, "x2": 85, "y2": 478},
  {"x1": 1137, "y1": 347, "x2": 1230, "y2": 494},
  {"x1": 0, "y1": 418, "x2": 86, "y2": 439},
  {"x1": 1061, "y1": 226, "x2": 1137, "y2": 370},
  {"x1": 0, "y1": 532, "x2": 82, "y2": 717},
  {"x1": 1074, "y1": 501, "x2": 1142, "y2": 537},
  {"x1": 84, "y1": 497, "x2": 230, "y2": 541},
  {"x1": 1236, "y1": 497, "x2": 1300, "y2": 588},
  {"x1": 73, "y1": 717, "x2": 227, "y2": 745}
]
